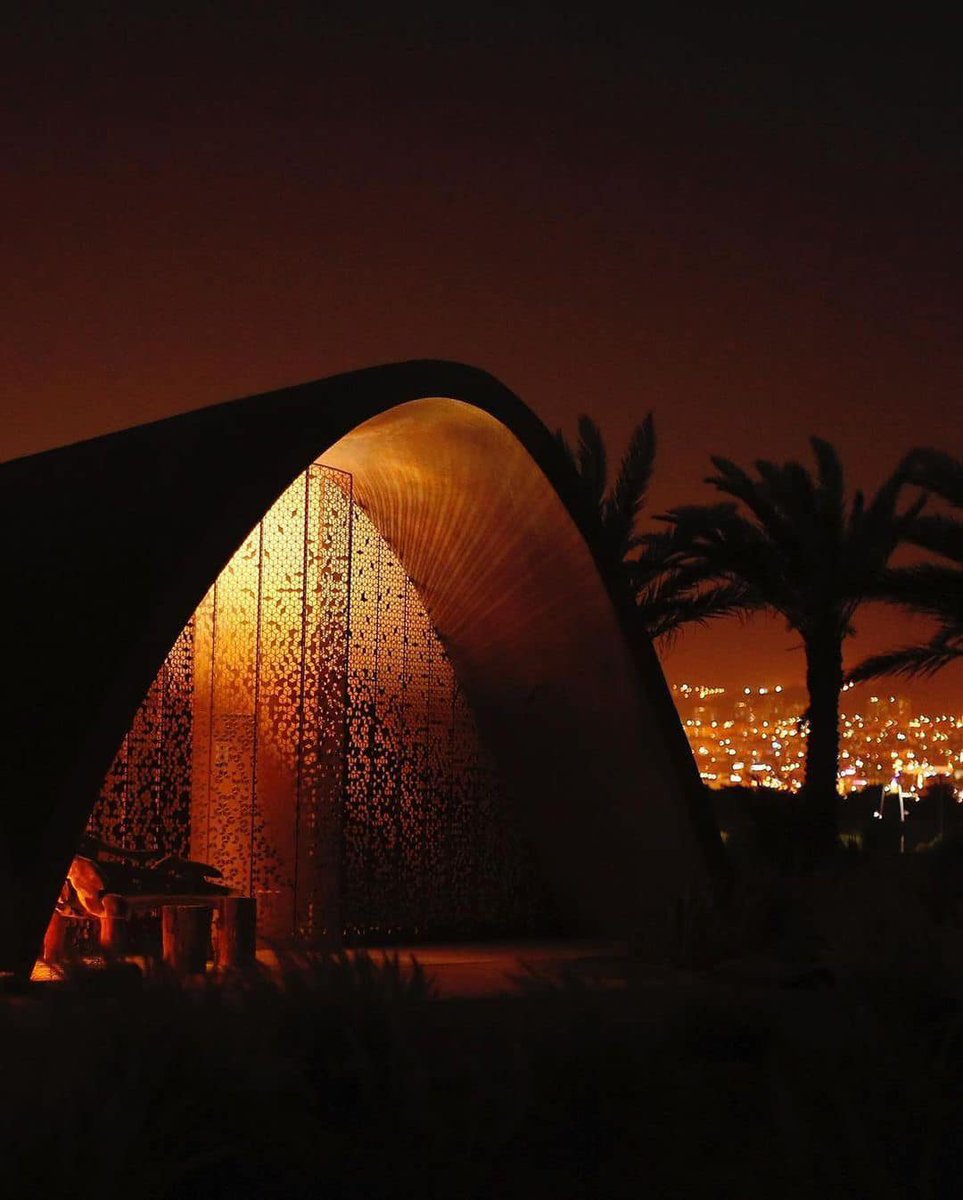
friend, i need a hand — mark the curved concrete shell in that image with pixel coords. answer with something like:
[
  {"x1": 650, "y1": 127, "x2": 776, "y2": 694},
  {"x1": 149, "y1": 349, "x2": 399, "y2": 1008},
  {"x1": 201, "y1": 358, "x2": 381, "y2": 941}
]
[{"x1": 0, "y1": 361, "x2": 719, "y2": 977}]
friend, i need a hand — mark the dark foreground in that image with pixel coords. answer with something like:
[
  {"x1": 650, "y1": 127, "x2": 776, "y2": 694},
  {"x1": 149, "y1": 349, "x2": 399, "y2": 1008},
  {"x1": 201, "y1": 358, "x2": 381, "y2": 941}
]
[{"x1": 4, "y1": 845, "x2": 963, "y2": 1199}]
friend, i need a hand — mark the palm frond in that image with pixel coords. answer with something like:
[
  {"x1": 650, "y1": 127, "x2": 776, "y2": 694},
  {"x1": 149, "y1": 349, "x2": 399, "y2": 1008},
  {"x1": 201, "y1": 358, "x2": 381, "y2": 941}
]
[
  {"x1": 634, "y1": 568, "x2": 753, "y2": 640},
  {"x1": 862, "y1": 562, "x2": 963, "y2": 623},
  {"x1": 811, "y1": 436, "x2": 844, "y2": 515},
  {"x1": 553, "y1": 427, "x2": 579, "y2": 478},
  {"x1": 903, "y1": 448, "x2": 963, "y2": 509},
  {"x1": 707, "y1": 457, "x2": 789, "y2": 536},
  {"x1": 648, "y1": 580, "x2": 762, "y2": 642},
  {"x1": 575, "y1": 415, "x2": 608, "y2": 510},
  {"x1": 859, "y1": 469, "x2": 921, "y2": 549},
  {"x1": 848, "y1": 638, "x2": 963, "y2": 683},
  {"x1": 656, "y1": 502, "x2": 796, "y2": 615},
  {"x1": 605, "y1": 413, "x2": 655, "y2": 557},
  {"x1": 779, "y1": 460, "x2": 818, "y2": 515},
  {"x1": 841, "y1": 465, "x2": 924, "y2": 592},
  {"x1": 907, "y1": 513, "x2": 963, "y2": 566}
]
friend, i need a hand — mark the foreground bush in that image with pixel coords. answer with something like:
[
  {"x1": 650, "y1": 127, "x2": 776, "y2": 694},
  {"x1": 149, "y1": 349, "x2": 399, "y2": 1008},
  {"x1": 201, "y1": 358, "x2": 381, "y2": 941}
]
[{"x1": 2, "y1": 929, "x2": 963, "y2": 1200}]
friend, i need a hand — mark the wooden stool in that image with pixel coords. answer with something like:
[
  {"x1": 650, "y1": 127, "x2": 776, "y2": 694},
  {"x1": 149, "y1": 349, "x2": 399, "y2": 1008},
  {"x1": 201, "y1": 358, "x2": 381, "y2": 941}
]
[
  {"x1": 100, "y1": 894, "x2": 129, "y2": 956},
  {"x1": 41, "y1": 892, "x2": 256, "y2": 975},
  {"x1": 213, "y1": 896, "x2": 257, "y2": 969},
  {"x1": 162, "y1": 904, "x2": 213, "y2": 974}
]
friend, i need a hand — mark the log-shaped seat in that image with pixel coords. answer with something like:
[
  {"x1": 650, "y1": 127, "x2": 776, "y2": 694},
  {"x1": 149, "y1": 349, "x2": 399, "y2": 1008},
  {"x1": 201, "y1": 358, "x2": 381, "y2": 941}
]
[{"x1": 44, "y1": 893, "x2": 256, "y2": 973}]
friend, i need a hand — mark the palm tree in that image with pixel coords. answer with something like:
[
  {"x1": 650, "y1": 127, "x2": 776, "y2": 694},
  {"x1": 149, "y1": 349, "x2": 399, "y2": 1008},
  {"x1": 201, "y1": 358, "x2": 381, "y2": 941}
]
[
  {"x1": 556, "y1": 414, "x2": 747, "y2": 890},
  {"x1": 850, "y1": 448, "x2": 963, "y2": 681},
  {"x1": 655, "y1": 438, "x2": 923, "y2": 860},
  {"x1": 555, "y1": 413, "x2": 656, "y2": 569},
  {"x1": 555, "y1": 415, "x2": 752, "y2": 639}
]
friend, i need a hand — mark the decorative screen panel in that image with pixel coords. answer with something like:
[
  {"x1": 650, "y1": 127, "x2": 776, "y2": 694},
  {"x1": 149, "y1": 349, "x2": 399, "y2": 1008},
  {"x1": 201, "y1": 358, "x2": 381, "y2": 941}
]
[
  {"x1": 88, "y1": 623, "x2": 194, "y2": 857},
  {"x1": 188, "y1": 466, "x2": 351, "y2": 941},
  {"x1": 340, "y1": 504, "x2": 552, "y2": 941},
  {"x1": 89, "y1": 462, "x2": 553, "y2": 945}
]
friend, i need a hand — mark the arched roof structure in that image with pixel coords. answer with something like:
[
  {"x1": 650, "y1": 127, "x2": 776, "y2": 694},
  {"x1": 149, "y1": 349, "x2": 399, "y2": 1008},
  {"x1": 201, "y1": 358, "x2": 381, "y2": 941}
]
[{"x1": 0, "y1": 361, "x2": 720, "y2": 977}]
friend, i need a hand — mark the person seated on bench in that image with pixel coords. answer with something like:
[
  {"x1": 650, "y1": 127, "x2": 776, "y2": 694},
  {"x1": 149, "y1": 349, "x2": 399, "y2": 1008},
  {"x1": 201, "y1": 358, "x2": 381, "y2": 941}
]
[{"x1": 57, "y1": 834, "x2": 228, "y2": 920}]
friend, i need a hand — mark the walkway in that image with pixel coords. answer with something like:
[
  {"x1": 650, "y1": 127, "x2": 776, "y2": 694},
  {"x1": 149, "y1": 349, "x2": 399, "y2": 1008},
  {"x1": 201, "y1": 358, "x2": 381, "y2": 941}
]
[
  {"x1": 31, "y1": 940, "x2": 630, "y2": 995},
  {"x1": 344, "y1": 940, "x2": 629, "y2": 999}
]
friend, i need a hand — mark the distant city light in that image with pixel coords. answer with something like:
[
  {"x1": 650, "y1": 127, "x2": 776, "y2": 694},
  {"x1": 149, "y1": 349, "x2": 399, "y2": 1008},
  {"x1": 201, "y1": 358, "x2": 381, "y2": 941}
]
[{"x1": 671, "y1": 682, "x2": 963, "y2": 798}]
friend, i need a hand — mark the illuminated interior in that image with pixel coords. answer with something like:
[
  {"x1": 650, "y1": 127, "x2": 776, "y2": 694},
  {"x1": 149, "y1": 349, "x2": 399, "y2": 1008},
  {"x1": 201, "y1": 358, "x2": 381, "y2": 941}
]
[
  {"x1": 7, "y1": 372, "x2": 704, "y2": 981},
  {"x1": 86, "y1": 459, "x2": 550, "y2": 945}
]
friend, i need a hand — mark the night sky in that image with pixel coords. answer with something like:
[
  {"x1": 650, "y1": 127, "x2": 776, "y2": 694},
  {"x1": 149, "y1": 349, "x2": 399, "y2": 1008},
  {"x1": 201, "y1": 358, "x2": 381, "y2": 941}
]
[{"x1": 5, "y1": 6, "x2": 961, "y2": 704}]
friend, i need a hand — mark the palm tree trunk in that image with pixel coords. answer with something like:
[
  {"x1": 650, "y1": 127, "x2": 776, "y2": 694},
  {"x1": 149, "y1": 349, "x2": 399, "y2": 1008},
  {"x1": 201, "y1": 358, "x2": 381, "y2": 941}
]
[{"x1": 802, "y1": 637, "x2": 843, "y2": 861}]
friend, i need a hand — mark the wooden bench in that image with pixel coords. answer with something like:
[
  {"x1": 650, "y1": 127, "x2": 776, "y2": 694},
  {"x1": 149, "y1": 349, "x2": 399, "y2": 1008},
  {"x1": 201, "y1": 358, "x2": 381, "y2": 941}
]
[{"x1": 44, "y1": 893, "x2": 257, "y2": 974}]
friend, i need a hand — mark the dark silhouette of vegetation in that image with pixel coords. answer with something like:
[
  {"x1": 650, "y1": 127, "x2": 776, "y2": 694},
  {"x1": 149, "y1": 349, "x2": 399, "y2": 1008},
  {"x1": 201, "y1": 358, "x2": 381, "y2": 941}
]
[
  {"x1": 851, "y1": 448, "x2": 963, "y2": 682},
  {"x1": 655, "y1": 438, "x2": 924, "y2": 862},
  {"x1": 555, "y1": 414, "x2": 755, "y2": 639},
  {"x1": 6, "y1": 889, "x2": 963, "y2": 1200},
  {"x1": 555, "y1": 412, "x2": 657, "y2": 566}
]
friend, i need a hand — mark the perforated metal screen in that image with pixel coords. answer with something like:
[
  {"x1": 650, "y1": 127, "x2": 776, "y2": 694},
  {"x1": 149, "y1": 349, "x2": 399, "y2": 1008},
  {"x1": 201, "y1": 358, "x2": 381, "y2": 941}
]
[{"x1": 88, "y1": 464, "x2": 553, "y2": 942}]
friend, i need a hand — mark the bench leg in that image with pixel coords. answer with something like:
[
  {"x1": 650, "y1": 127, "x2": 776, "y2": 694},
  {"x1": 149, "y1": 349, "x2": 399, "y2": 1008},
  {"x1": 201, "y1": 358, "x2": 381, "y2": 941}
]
[
  {"x1": 99, "y1": 894, "x2": 131, "y2": 957},
  {"x1": 214, "y1": 897, "x2": 257, "y2": 970},
  {"x1": 100, "y1": 913, "x2": 128, "y2": 956},
  {"x1": 162, "y1": 905, "x2": 212, "y2": 974}
]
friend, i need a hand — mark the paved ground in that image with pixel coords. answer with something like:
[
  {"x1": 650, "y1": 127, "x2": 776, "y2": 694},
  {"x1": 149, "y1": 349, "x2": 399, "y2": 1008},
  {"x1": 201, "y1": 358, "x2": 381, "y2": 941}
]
[
  {"x1": 32, "y1": 939, "x2": 631, "y2": 996},
  {"x1": 343, "y1": 940, "x2": 630, "y2": 998}
]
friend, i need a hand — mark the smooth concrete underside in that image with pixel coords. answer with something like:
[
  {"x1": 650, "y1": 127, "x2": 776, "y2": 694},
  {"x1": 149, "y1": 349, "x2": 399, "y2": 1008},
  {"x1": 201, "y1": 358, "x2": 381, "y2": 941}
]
[{"x1": 324, "y1": 399, "x2": 694, "y2": 932}]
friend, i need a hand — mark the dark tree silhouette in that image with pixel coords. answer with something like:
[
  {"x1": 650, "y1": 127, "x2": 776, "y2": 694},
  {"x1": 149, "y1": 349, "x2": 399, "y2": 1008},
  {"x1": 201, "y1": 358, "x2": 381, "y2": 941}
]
[
  {"x1": 656, "y1": 438, "x2": 923, "y2": 860},
  {"x1": 850, "y1": 448, "x2": 963, "y2": 682},
  {"x1": 556, "y1": 415, "x2": 752, "y2": 639},
  {"x1": 555, "y1": 413, "x2": 656, "y2": 566}
]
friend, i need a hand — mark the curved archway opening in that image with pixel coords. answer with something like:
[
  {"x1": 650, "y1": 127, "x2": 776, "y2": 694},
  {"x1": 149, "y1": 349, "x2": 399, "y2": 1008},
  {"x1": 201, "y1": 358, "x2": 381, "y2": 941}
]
[{"x1": 85, "y1": 451, "x2": 556, "y2": 947}]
